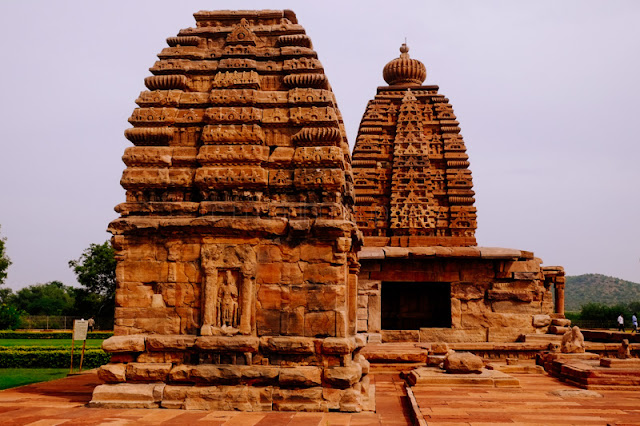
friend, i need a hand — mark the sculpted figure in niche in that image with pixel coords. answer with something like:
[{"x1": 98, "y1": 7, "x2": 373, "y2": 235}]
[{"x1": 217, "y1": 270, "x2": 239, "y2": 328}]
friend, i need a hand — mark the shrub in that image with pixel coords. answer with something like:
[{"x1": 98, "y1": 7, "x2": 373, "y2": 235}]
[
  {"x1": 0, "y1": 331, "x2": 112, "y2": 339},
  {"x1": 0, "y1": 305, "x2": 22, "y2": 330},
  {"x1": 0, "y1": 348, "x2": 110, "y2": 368}
]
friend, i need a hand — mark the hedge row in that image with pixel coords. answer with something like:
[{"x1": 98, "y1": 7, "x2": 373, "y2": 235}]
[
  {"x1": 0, "y1": 349, "x2": 110, "y2": 368},
  {"x1": 0, "y1": 331, "x2": 113, "y2": 340},
  {"x1": 0, "y1": 346, "x2": 102, "y2": 352}
]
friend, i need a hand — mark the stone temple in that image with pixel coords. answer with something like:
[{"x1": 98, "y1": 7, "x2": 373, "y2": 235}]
[
  {"x1": 92, "y1": 9, "x2": 567, "y2": 411},
  {"x1": 352, "y1": 44, "x2": 566, "y2": 344}
]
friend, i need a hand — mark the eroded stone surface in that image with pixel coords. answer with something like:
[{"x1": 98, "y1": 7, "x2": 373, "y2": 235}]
[{"x1": 93, "y1": 9, "x2": 368, "y2": 412}]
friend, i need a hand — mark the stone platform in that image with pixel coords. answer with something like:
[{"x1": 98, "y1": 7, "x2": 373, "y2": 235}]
[
  {"x1": 3, "y1": 370, "x2": 640, "y2": 424},
  {"x1": 547, "y1": 359, "x2": 640, "y2": 390},
  {"x1": 407, "y1": 367, "x2": 520, "y2": 387}
]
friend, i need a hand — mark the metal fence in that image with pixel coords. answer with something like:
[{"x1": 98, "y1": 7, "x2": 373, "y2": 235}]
[
  {"x1": 19, "y1": 315, "x2": 85, "y2": 330},
  {"x1": 570, "y1": 319, "x2": 618, "y2": 330}
]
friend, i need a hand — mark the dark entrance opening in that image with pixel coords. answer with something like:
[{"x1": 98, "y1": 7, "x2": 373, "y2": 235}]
[{"x1": 381, "y1": 282, "x2": 451, "y2": 329}]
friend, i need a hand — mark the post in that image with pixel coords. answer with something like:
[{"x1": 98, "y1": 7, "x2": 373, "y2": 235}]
[
  {"x1": 79, "y1": 340, "x2": 86, "y2": 372},
  {"x1": 69, "y1": 339, "x2": 75, "y2": 374}
]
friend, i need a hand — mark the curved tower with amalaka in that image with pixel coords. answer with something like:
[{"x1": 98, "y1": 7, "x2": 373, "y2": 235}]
[{"x1": 353, "y1": 44, "x2": 566, "y2": 343}]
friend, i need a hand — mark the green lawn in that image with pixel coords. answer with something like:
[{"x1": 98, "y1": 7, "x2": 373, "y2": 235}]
[
  {"x1": 0, "y1": 368, "x2": 69, "y2": 390},
  {"x1": 0, "y1": 339, "x2": 103, "y2": 348}
]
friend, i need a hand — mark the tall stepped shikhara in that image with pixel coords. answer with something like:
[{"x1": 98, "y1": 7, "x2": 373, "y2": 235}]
[
  {"x1": 118, "y1": 11, "x2": 356, "y2": 222},
  {"x1": 352, "y1": 43, "x2": 477, "y2": 246},
  {"x1": 94, "y1": 10, "x2": 370, "y2": 412}
]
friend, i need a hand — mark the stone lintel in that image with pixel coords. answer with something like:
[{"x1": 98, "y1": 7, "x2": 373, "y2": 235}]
[
  {"x1": 357, "y1": 246, "x2": 524, "y2": 260},
  {"x1": 479, "y1": 247, "x2": 522, "y2": 259}
]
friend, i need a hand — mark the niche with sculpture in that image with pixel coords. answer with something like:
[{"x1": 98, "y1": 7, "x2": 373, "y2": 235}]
[{"x1": 200, "y1": 244, "x2": 256, "y2": 336}]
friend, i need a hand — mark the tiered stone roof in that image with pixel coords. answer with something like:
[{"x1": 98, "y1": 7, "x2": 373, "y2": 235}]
[
  {"x1": 113, "y1": 9, "x2": 357, "y2": 235},
  {"x1": 352, "y1": 44, "x2": 476, "y2": 247}
]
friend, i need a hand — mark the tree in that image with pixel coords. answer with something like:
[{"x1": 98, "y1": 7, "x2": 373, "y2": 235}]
[
  {"x1": 10, "y1": 281, "x2": 75, "y2": 316},
  {"x1": 0, "y1": 225, "x2": 11, "y2": 286},
  {"x1": 0, "y1": 304, "x2": 22, "y2": 330},
  {"x1": 69, "y1": 241, "x2": 116, "y2": 328}
]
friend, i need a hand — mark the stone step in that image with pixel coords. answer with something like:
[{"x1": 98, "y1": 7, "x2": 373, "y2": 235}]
[
  {"x1": 551, "y1": 318, "x2": 571, "y2": 327},
  {"x1": 548, "y1": 325, "x2": 571, "y2": 335},
  {"x1": 522, "y1": 334, "x2": 563, "y2": 343},
  {"x1": 362, "y1": 344, "x2": 428, "y2": 364}
]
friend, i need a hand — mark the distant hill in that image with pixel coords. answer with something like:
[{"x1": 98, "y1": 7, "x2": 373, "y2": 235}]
[{"x1": 565, "y1": 274, "x2": 640, "y2": 311}]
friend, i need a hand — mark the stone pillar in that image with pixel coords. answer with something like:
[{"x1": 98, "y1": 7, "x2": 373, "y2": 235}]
[{"x1": 555, "y1": 283, "x2": 565, "y2": 316}]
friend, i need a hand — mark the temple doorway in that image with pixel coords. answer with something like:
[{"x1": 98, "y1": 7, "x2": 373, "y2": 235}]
[{"x1": 381, "y1": 282, "x2": 451, "y2": 329}]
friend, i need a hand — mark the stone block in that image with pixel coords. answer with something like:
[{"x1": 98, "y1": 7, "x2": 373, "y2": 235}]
[
  {"x1": 121, "y1": 261, "x2": 168, "y2": 283},
  {"x1": 532, "y1": 314, "x2": 552, "y2": 328},
  {"x1": 256, "y1": 263, "x2": 282, "y2": 284},
  {"x1": 126, "y1": 363, "x2": 172, "y2": 382},
  {"x1": 279, "y1": 366, "x2": 322, "y2": 387},
  {"x1": 146, "y1": 335, "x2": 196, "y2": 351},
  {"x1": 451, "y1": 283, "x2": 486, "y2": 300},
  {"x1": 358, "y1": 247, "x2": 385, "y2": 260},
  {"x1": 321, "y1": 337, "x2": 355, "y2": 354},
  {"x1": 183, "y1": 385, "x2": 273, "y2": 411},
  {"x1": 89, "y1": 383, "x2": 164, "y2": 408},
  {"x1": 300, "y1": 244, "x2": 334, "y2": 263},
  {"x1": 308, "y1": 286, "x2": 339, "y2": 311},
  {"x1": 272, "y1": 387, "x2": 324, "y2": 412},
  {"x1": 263, "y1": 336, "x2": 315, "y2": 354},
  {"x1": 257, "y1": 245, "x2": 282, "y2": 263},
  {"x1": 443, "y1": 352, "x2": 484, "y2": 374},
  {"x1": 479, "y1": 247, "x2": 521, "y2": 259},
  {"x1": 419, "y1": 328, "x2": 487, "y2": 343},
  {"x1": 324, "y1": 364, "x2": 362, "y2": 389},
  {"x1": 430, "y1": 342, "x2": 450, "y2": 355},
  {"x1": 98, "y1": 364, "x2": 127, "y2": 383},
  {"x1": 256, "y1": 309, "x2": 281, "y2": 335},
  {"x1": 513, "y1": 271, "x2": 541, "y2": 280},
  {"x1": 381, "y1": 329, "x2": 419, "y2": 342},
  {"x1": 102, "y1": 335, "x2": 146, "y2": 353},
  {"x1": 280, "y1": 308, "x2": 305, "y2": 335},
  {"x1": 305, "y1": 311, "x2": 336, "y2": 337},
  {"x1": 257, "y1": 284, "x2": 282, "y2": 310},
  {"x1": 303, "y1": 263, "x2": 343, "y2": 285},
  {"x1": 280, "y1": 262, "x2": 304, "y2": 284},
  {"x1": 552, "y1": 318, "x2": 572, "y2": 327},
  {"x1": 190, "y1": 365, "x2": 279, "y2": 385},
  {"x1": 194, "y1": 336, "x2": 259, "y2": 352}
]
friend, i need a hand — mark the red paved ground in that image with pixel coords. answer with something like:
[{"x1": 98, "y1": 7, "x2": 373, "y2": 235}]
[
  {"x1": 1, "y1": 370, "x2": 640, "y2": 425},
  {"x1": 0, "y1": 372, "x2": 410, "y2": 425},
  {"x1": 413, "y1": 373, "x2": 640, "y2": 425}
]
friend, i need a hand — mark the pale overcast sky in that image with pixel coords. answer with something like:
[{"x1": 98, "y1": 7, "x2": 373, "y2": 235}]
[{"x1": 0, "y1": 0, "x2": 638, "y2": 291}]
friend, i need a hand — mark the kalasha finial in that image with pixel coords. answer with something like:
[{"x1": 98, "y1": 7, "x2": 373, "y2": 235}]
[{"x1": 382, "y1": 42, "x2": 426, "y2": 86}]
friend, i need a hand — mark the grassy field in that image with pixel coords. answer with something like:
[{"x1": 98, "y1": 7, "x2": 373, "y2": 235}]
[
  {"x1": 0, "y1": 337, "x2": 105, "y2": 390},
  {"x1": 0, "y1": 339, "x2": 103, "y2": 348},
  {"x1": 0, "y1": 368, "x2": 70, "y2": 390}
]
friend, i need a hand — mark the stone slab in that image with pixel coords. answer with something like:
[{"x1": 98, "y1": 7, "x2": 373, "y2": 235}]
[
  {"x1": 600, "y1": 358, "x2": 640, "y2": 368},
  {"x1": 407, "y1": 367, "x2": 520, "y2": 387}
]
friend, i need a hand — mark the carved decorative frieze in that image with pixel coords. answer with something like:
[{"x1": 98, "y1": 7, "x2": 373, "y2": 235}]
[{"x1": 352, "y1": 44, "x2": 476, "y2": 244}]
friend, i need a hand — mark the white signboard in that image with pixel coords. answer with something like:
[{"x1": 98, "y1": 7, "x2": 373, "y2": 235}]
[{"x1": 73, "y1": 320, "x2": 89, "y2": 341}]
